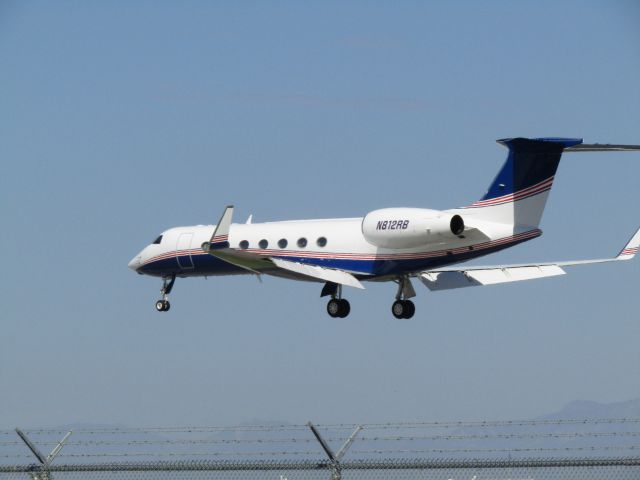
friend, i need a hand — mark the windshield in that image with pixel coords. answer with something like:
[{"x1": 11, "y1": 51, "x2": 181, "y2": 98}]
[{"x1": 152, "y1": 235, "x2": 163, "y2": 244}]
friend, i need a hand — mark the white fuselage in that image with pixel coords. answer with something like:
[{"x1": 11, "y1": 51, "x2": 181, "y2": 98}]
[{"x1": 128, "y1": 213, "x2": 536, "y2": 281}]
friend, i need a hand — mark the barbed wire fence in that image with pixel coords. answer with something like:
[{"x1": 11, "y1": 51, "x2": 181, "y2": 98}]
[{"x1": 1, "y1": 417, "x2": 640, "y2": 479}]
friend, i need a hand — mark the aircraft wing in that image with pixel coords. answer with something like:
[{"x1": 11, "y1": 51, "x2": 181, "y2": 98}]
[
  {"x1": 209, "y1": 248, "x2": 366, "y2": 288},
  {"x1": 418, "y1": 226, "x2": 640, "y2": 291},
  {"x1": 202, "y1": 206, "x2": 366, "y2": 288},
  {"x1": 270, "y1": 258, "x2": 365, "y2": 289}
]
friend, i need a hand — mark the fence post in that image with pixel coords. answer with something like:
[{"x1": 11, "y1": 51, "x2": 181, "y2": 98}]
[
  {"x1": 307, "y1": 422, "x2": 362, "y2": 480},
  {"x1": 15, "y1": 428, "x2": 72, "y2": 480}
]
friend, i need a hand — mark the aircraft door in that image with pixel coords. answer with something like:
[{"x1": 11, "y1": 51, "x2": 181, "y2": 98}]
[{"x1": 176, "y1": 233, "x2": 195, "y2": 270}]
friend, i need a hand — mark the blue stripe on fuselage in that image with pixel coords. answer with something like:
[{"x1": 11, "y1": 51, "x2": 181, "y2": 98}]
[
  {"x1": 272, "y1": 231, "x2": 538, "y2": 276},
  {"x1": 138, "y1": 254, "x2": 248, "y2": 277}
]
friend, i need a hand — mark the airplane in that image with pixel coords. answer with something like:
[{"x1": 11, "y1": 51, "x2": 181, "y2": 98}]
[{"x1": 128, "y1": 137, "x2": 640, "y2": 318}]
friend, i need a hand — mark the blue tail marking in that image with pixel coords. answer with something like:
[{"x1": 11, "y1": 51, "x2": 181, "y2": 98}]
[{"x1": 482, "y1": 137, "x2": 582, "y2": 201}]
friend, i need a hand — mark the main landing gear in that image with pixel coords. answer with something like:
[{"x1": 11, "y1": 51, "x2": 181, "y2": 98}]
[
  {"x1": 391, "y1": 299, "x2": 415, "y2": 319},
  {"x1": 392, "y1": 276, "x2": 416, "y2": 319},
  {"x1": 321, "y1": 278, "x2": 417, "y2": 319},
  {"x1": 156, "y1": 274, "x2": 176, "y2": 312},
  {"x1": 322, "y1": 282, "x2": 351, "y2": 318},
  {"x1": 327, "y1": 298, "x2": 350, "y2": 318}
]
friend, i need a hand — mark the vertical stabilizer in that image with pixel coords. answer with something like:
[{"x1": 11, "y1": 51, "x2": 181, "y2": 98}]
[{"x1": 464, "y1": 137, "x2": 582, "y2": 229}]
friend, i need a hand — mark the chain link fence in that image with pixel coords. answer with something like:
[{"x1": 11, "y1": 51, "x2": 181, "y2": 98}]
[
  {"x1": 2, "y1": 419, "x2": 640, "y2": 479},
  {"x1": 2, "y1": 458, "x2": 640, "y2": 480}
]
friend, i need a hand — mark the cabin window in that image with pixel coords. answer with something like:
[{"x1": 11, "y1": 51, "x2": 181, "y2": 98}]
[
  {"x1": 297, "y1": 237, "x2": 307, "y2": 248},
  {"x1": 152, "y1": 235, "x2": 163, "y2": 245},
  {"x1": 239, "y1": 240, "x2": 249, "y2": 249},
  {"x1": 316, "y1": 237, "x2": 327, "y2": 247},
  {"x1": 259, "y1": 239, "x2": 269, "y2": 249},
  {"x1": 278, "y1": 238, "x2": 288, "y2": 249}
]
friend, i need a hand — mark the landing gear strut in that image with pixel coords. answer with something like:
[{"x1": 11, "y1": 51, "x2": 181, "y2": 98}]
[
  {"x1": 392, "y1": 276, "x2": 416, "y2": 319},
  {"x1": 156, "y1": 274, "x2": 176, "y2": 312},
  {"x1": 322, "y1": 282, "x2": 351, "y2": 318}
]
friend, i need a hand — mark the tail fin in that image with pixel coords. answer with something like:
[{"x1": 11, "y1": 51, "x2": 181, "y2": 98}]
[{"x1": 465, "y1": 137, "x2": 582, "y2": 229}]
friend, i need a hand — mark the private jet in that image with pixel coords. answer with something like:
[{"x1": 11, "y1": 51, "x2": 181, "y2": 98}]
[{"x1": 129, "y1": 137, "x2": 639, "y2": 318}]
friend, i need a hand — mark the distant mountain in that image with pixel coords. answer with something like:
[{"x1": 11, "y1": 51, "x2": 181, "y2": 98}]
[{"x1": 542, "y1": 399, "x2": 640, "y2": 420}]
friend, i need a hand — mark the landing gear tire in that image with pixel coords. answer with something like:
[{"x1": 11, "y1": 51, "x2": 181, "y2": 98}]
[
  {"x1": 156, "y1": 300, "x2": 170, "y2": 312},
  {"x1": 327, "y1": 298, "x2": 350, "y2": 318},
  {"x1": 402, "y1": 299, "x2": 415, "y2": 319},
  {"x1": 327, "y1": 299, "x2": 340, "y2": 317},
  {"x1": 337, "y1": 299, "x2": 350, "y2": 318},
  {"x1": 392, "y1": 300, "x2": 415, "y2": 319}
]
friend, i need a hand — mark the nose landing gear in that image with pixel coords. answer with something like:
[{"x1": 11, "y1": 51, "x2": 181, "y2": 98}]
[
  {"x1": 156, "y1": 300, "x2": 170, "y2": 312},
  {"x1": 156, "y1": 274, "x2": 176, "y2": 312}
]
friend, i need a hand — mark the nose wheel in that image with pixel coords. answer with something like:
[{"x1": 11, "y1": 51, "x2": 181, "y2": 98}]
[
  {"x1": 156, "y1": 300, "x2": 170, "y2": 312},
  {"x1": 156, "y1": 274, "x2": 176, "y2": 312}
]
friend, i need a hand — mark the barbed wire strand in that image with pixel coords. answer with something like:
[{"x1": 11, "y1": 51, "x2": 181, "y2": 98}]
[
  {"x1": 5, "y1": 417, "x2": 640, "y2": 436},
  {"x1": 3, "y1": 430, "x2": 640, "y2": 448}
]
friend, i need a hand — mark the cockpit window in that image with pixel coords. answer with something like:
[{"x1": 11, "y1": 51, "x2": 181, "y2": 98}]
[{"x1": 152, "y1": 235, "x2": 163, "y2": 245}]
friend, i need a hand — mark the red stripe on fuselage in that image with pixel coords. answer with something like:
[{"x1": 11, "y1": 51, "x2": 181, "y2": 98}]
[{"x1": 140, "y1": 230, "x2": 541, "y2": 267}]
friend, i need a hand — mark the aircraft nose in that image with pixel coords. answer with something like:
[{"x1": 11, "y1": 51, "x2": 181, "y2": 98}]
[{"x1": 128, "y1": 255, "x2": 142, "y2": 271}]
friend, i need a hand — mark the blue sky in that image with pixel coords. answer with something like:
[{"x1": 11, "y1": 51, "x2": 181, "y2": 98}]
[{"x1": 1, "y1": 1, "x2": 639, "y2": 428}]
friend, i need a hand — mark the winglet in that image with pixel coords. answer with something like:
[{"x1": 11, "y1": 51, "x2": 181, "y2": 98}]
[
  {"x1": 617, "y1": 226, "x2": 640, "y2": 260},
  {"x1": 202, "y1": 205, "x2": 234, "y2": 251}
]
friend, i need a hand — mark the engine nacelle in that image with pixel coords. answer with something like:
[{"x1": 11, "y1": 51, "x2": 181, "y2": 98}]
[{"x1": 361, "y1": 208, "x2": 464, "y2": 249}]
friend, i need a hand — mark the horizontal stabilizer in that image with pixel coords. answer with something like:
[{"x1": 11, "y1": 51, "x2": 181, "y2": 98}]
[
  {"x1": 565, "y1": 144, "x2": 640, "y2": 152},
  {"x1": 271, "y1": 258, "x2": 365, "y2": 289}
]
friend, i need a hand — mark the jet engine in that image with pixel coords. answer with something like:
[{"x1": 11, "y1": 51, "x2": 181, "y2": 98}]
[{"x1": 361, "y1": 208, "x2": 464, "y2": 249}]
